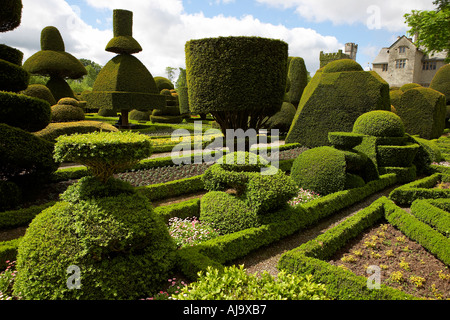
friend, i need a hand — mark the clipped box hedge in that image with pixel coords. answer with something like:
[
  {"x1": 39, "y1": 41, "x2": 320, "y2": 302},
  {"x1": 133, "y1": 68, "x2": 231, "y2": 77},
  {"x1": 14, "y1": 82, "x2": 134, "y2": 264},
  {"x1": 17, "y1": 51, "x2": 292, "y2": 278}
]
[
  {"x1": 176, "y1": 174, "x2": 397, "y2": 280},
  {"x1": 278, "y1": 196, "x2": 450, "y2": 300},
  {"x1": 410, "y1": 198, "x2": 450, "y2": 237},
  {"x1": 389, "y1": 173, "x2": 450, "y2": 205}
]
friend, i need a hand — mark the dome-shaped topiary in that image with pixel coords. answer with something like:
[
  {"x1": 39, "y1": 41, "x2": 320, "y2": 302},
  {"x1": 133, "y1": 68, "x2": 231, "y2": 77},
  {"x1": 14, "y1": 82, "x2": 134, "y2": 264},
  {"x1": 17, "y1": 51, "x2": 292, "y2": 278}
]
[
  {"x1": 400, "y1": 83, "x2": 422, "y2": 92},
  {"x1": 21, "y1": 84, "x2": 56, "y2": 105},
  {"x1": 353, "y1": 110, "x2": 405, "y2": 137},
  {"x1": 322, "y1": 59, "x2": 364, "y2": 73},
  {"x1": 155, "y1": 77, "x2": 175, "y2": 91},
  {"x1": 51, "y1": 98, "x2": 84, "y2": 122},
  {"x1": 430, "y1": 64, "x2": 450, "y2": 105}
]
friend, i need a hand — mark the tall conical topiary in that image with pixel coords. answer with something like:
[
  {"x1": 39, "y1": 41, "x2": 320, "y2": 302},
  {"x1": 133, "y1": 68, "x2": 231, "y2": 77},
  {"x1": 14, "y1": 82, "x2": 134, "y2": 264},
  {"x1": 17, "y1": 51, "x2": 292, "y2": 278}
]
[
  {"x1": 22, "y1": 26, "x2": 87, "y2": 101},
  {"x1": 84, "y1": 9, "x2": 165, "y2": 128},
  {"x1": 0, "y1": 0, "x2": 58, "y2": 210}
]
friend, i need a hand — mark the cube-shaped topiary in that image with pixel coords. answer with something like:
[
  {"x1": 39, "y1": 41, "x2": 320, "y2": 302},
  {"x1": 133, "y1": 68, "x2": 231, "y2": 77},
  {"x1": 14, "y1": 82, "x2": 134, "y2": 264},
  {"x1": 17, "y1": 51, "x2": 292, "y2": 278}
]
[
  {"x1": 85, "y1": 10, "x2": 165, "y2": 128},
  {"x1": 285, "y1": 59, "x2": 391, "y2": 148},
  {"x1": 395, "y1": 87, "x2": 446, "y2": 139},
  {"x1": 22, "y1": 26, "x2": 87, "y2": 101}
]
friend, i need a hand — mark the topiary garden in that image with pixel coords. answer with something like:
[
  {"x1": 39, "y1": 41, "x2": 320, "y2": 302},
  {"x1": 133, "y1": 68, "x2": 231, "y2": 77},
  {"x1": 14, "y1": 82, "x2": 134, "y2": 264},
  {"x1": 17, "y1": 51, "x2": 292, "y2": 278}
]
[{"x1": 2, "y1": 1, "x2": 450, "y2": 304}]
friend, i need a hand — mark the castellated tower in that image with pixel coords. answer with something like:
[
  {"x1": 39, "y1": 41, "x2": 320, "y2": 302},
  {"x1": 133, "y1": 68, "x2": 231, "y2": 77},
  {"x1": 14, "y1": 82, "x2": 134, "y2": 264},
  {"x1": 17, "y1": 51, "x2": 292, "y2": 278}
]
[{"x1": 345, "y1": 43, "x2": 358, "y2": 61}]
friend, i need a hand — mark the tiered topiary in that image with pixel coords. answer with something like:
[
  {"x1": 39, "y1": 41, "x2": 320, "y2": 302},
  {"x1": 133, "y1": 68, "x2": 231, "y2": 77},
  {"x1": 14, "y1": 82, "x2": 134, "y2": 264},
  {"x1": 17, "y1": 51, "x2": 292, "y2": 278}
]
[
  {"x1": 150, "y1": 88, "x2": 183, "y2": 124},
  {"x1": 186, "y1": 36, "x2": 288, "y2": 147},
  {"x1": 154, "y1": 76, "x2": 175, "y2": 91},
  {"x1": 290, "y1": 131, "x2": 377, "y2": 196},
  {"x1": 286, "y1": 57, "x2": 308, "y2": 108},
  {"x1": 200, "y1": 152, "x2": 297, "y2": 234},
  {"x1": 22, "y1": 26, "x2": 87, "y2": 101},
  {"x1": 353, "y1": 110, "x2": 420, "y2": 182},
  {"x1": 84, "y1": 9, "x2": 165, "y2": 128},
  {"x1": 285, "y1": 59, "x2": 391, "y2": 148},
  {"x1": 393, "y1": 87, "x2": 446, "y2": 139},
  {"x1": 13, "y1": 131, "x2": 176, "y2": 299},
  {"x1": 0, "y1": 0, "x2": 57, "y2": 210},
  {"x1": 51, "y1": 97, "x2": 85, "y2": 122}
]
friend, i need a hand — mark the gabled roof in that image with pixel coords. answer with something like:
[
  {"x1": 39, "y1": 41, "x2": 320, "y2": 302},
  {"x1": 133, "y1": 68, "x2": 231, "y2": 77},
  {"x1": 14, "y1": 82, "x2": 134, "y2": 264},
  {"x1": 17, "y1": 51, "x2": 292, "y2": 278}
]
[{"x1": 373, "y1": 47, "x2": 389, "y2": 65}]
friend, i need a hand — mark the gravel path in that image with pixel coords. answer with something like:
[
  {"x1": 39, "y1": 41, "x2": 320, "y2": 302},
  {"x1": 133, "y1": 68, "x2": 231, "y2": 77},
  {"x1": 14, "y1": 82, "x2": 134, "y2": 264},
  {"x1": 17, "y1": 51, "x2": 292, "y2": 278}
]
[{"x1": 231, "y1": 184, "x2": 400, "y2": 277}]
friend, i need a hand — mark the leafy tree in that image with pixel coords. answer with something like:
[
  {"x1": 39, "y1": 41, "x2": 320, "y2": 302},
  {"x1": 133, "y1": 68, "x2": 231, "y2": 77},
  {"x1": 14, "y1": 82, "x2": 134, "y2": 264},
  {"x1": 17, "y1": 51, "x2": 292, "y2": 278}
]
[
  {"x1": 404, "y1": 1, "x2": 450, "y2": 61},
  {"x1": 165, "y1": 66, "x2": 176, "y2": 82}
]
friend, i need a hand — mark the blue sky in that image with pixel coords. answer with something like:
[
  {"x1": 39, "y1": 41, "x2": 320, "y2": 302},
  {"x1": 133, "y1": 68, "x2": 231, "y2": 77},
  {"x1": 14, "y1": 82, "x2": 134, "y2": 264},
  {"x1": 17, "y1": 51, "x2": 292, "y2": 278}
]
[{"x1": 0, "y1": 0, "x2": 437, "y2": 77}]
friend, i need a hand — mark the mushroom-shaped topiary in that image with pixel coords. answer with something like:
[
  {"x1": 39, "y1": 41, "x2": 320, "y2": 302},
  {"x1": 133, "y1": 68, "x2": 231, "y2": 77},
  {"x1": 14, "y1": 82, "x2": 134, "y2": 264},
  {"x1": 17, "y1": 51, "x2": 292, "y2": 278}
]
[
  {"x1": 84, "y1": 10, "x2": 165, "y2": 128},
  {"x1": 13, "y1": 131, "x2": 176, "y2": 300},
  {"x1": 22, "y1": 26, "x2": 87, "y2": 101}
]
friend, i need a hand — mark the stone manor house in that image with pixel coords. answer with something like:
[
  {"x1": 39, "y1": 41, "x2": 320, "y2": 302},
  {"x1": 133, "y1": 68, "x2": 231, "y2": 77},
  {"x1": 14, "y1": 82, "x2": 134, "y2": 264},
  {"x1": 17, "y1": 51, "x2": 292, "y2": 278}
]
[{"x1": 372, "y1": 35, "x2": 448, "y2": 88}]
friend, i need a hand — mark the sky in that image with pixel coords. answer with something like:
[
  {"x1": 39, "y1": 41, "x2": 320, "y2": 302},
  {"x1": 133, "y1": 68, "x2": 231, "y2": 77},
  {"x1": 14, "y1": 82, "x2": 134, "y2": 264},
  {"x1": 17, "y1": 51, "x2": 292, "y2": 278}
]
[{"x1": 0, "y1": 0, "x2": 437, "y2": 79}]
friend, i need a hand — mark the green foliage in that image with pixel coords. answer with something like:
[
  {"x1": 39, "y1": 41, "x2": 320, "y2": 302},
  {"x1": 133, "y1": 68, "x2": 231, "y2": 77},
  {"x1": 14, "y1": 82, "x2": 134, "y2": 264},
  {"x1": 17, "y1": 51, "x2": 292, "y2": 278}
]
[
  {"x1": 0, "y1": 44, "x2": 23, "y2": 66},
  {"x1": 290, "y1": 146, "x2": 347, "y2": 196},
  {"x1": 51, "y1": 104, "x2": 85, "y2": 122},
  {"x1": 173, "y1": 265, "x2": 328, "y2": 300},
  {"x1": 0, "y1": 58, "x2": 29, "y2": 92},
  {"x1": 411, "y1": 199, "x2": 450, "y2": 237},
  {"x1": 0, "y1": 0, "x2": 22, "y2": 32},
  {"x1": 106, "y1": 9, "x2": 142, "y2": 55},
  {"x1": 13, "y1": 186, "x2": 176, "y2": 300},
  {"x1": 404, "y1": 5, "x2": 450, "y2": 62},
  {"x1": 185, "y1": 36, "x2": 288, "y2": 133},
  {"x1": 264, "y1": 102, "x2": 296, "y2": 134},
  {"x1": 377, "y1": 143, "x2": 420, "y2": 167},
  {"x1": 129, "y1": 109, "x2": 151, "y2": 121},
  {"x1": 54, "y1": 131, "x2": 153, "y2": 182},
  {"x1": 287, "y1": 57, "x2": 308, "y2": 107},
  {"x1": 154, "y1": 76, "x2": 174, "y2": 91},
  {"x1": 0, "y1": 180, "x2": 21, "y2": 211},
  {"x1": 400, "y1": 83, "x2": 422, "y2": 92},
  {"x1": 0, "y1": 91, "x2": 51, "y2": 132},
  {"x1": 430, "y1": 64, "x2": 450, "y2": 104},
  {"x1": 34, "y1": 121, "x2": 118, "y2": 143},
  {"x1": 0, "y1": 202, "x2": 55, "y2": 230},
  {"x1": 0, "y1": 123, "x2": 58, "y2": 184},
  {"x1": 328, "y1": 132, "x2": 365, "y2": 150},
  {"x1": 21, "y1": 84, "x2": 56, "y2": 105},
  {"x1": 395, "y1": 87, "x2": 447, "y2": 139},
  {"x1": 353, "y1": 110, "x2": 405, "y2": 137},
  {"x1": 322, "y1": 59, "x2": 364, "y2": 73},
  {"x1": 286, "y1": 64, "x2": 390, "y2": 147}
]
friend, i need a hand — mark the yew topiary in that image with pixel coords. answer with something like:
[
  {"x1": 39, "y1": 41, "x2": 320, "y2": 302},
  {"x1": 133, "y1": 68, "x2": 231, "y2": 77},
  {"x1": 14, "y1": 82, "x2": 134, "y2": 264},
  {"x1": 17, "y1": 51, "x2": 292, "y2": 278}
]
[
  {"x1": 430, "y1": 64, "x2": 450, "y2": 105},
  {"x1": 50, "y1": 98, "x2": 85, "y2": 122},
  {"x1": 286, "y1": 59, "x2": 390, "y2": 148},
  {"x1": 22, "y1": 26, "x2": 87, "y2": 101},
  {"x1": 287, "y1": 57, "x2": 308, "y2": 108},
  {"x1": 85, "y1": 10, "x2": 165, "y2": 128},
  {"x1": 21, "y1": 84, "x2": 56, "y2": 105}
]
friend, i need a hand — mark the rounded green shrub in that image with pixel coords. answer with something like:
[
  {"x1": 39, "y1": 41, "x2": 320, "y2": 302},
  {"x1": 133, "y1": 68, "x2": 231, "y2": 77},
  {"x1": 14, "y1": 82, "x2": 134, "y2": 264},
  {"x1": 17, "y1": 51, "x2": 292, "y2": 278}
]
[
  {"x1": 51, "y1": 105, "x2": 82, "y2": 122},
  {"x1": 21, "y1": 84, "x2": 56, "y2": 105},
  {"x1": 34, "y1": 121, "x2": 118, "y2": 143},
  {"x1": 400, "y1": 83, "x2": 422, "y2": 92},
  {"x1": 0, "y1": 0, "x2": 23, "y2": 33},
  {"x1": 0, "y1": 123, "x2": 58, "y2": 184},
  {"x1": 13, "y1": 177, "x2": 176, "y2": 300},
  {"x1": 129, "y1": 109, "x2": 150, "y2": 121},
  {"x1": 0, "y1": 91, "x2": 51, "y2": 132},
  {"x1": 217, "y1": 151, "x2": 269, "y2": 172},
  {"x1": 287, "y1": 57, "x2": 308, "y2": 107},
  {"x1": 353, "y1": 111, "x2": 405, "y2": 137},
  {"x1": 54, "y1": 131, "x2": 153, "y2": 182},
  {"x1": 154, "y1": 77, "x2": 174, "y2": 91},
  {"x1": 0, "y1": 43, "x2": 23, "y2": 66},
  {"x1": 290, "y1": 146, "x2": 347, "y2": 196},
  {"x1": 97, "y1": 108, "x2": 118, "y2": 117},
  {"x1": 0, "y1": 58, "x2": 29, "y2": 92},
  {"x1": 0, "y1": 180, "x2": 22, "y2": 211},
  {"x1": 322, "y1": 59, "x2": 364, "y2": 73},
  {"x1": 395, "y1": 87, "x2": 446, "y2": 139},
  {"x1": 430, "y1": 64, "x2": 450, "y2": 105}
]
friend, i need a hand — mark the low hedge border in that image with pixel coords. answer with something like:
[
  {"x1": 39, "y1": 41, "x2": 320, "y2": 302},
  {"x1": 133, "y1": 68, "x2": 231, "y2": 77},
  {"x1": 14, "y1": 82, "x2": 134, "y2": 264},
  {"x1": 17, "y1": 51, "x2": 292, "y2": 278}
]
[
  {"x1": 175, "y1": 174, "x2": 398, "y2": 280},
  {"x1": 0, "y1": 238, "x2": 21, "y2": 270},
  {"x1": 0, "y1": 202, "x2": 56, "y2": 230},
  {"x1": 410, "y1": 199, "x2": 450, "y2": 237},
  {"x1": 277, "y1": 198, "x2": 415, "y2": 300},
  {"x1": 389, "y1": 173, "x2": 450, "y2": 205},
  {"x1": 278, "y1": 196, "x2": 450, "y2": 300}
]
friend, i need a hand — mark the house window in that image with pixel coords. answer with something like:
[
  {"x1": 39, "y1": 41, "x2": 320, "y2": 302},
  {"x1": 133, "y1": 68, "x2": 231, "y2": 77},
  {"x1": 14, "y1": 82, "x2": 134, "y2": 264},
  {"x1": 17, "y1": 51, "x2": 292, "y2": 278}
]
[
  {"x1": 382, "y1": 64, "x2": 388, "y2": 72},
  {"x1": 422, "y1": 61, "x2": 437, "y2": 71},
  {"x1": 399, "y1": 46, "x2": 407, "y2": 54},
  {"x1": 396, "y1": 59, "x2": 406, "y2": 69}
]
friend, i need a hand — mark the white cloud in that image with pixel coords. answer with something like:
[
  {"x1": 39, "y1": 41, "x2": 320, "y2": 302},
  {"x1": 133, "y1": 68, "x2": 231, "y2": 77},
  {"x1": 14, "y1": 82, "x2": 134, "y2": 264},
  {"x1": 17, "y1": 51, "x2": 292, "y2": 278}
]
[
  {"x1": 1, "y1": 0, "x2": 343, "y2": 79},
  {"x1": 255, "y1": 0, "x2": 436, "y2": 32}
]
